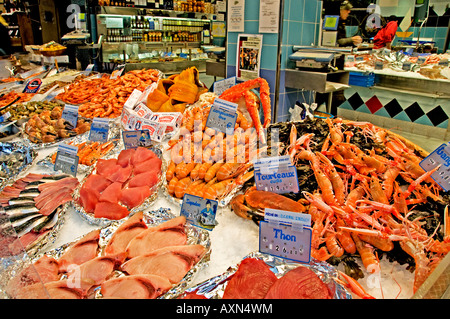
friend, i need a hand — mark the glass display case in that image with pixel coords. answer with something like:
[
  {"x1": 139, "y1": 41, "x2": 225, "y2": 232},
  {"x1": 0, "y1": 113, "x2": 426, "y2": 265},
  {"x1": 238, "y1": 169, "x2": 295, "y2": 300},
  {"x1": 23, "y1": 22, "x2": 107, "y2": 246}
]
[{"x1": 96, "y1": 6, "x2": 215, "y2": 69}]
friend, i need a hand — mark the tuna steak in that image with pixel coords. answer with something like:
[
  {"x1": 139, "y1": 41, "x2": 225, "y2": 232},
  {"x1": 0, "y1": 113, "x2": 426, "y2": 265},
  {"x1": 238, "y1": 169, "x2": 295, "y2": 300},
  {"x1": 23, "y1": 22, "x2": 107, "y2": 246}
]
[
  {"x1": 103, "y1": 212, "x2": 148, "y2": 256},
  {"x1": 222, "y1": 258, "x2": 278, "y2": 299},
  {"x1": 100, "y1": 274, "x2": 172, "y2": 299},
  {"x1": 66, "y1": 252, "x2": 127, "y2": 292},
  {"x1": 94, "y1": 202, "x2": 130, "y2": 220},
  {"x1": 125, "y1": 216, "x2": 187, "y2": 258},
  {"x1": 98, "y1": 182, "x2": 123, "y2": 204},
  {"x1": 119, "y1": 186, "x2": 151, "y2": 209},
  {"x1": 264, "y1": 266, "x2": 331, "y2": 299},
  {"x1": 58, "y1": 229, "x2": 100, "y2": 273},
  {"x1": 121, "y1": 251, "x2": 194, "y2": 284},
  {"x1": 6, "y1": 256, "x2": 60, "y2": 298},
  {"x1": 14, "y1": 280, "x2": 85, "y2": 299},
  {"x1": 117, "y1": 148, "x2": 136, "y2": 168}
]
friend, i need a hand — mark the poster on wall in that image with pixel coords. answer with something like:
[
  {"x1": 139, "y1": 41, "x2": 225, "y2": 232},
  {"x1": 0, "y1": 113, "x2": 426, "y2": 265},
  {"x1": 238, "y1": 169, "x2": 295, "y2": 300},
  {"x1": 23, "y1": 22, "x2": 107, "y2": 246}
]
[
  {"x1": 259, "y1": 0, "x2": 280, "y2": 33},
  {"x1": 228, "y1": 0, "x2": 245, "y2": 32},
  {"x1": 236, "y1": 34, "x2": 263, "y2": 81}
]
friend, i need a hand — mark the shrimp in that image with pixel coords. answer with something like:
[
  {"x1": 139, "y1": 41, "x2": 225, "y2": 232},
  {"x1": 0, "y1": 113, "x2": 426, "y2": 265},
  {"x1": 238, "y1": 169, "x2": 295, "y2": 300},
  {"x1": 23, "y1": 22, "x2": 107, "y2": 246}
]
[{"x1": 351, "y1": 233, "x2": 380, "y2": 274}]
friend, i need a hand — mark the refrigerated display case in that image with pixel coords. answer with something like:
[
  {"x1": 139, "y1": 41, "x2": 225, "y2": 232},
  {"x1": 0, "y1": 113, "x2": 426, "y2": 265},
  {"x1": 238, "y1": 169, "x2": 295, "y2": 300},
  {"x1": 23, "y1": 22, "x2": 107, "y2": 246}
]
[{"x1": 95, "y1": 6, "x2": 215, "y2": 73}]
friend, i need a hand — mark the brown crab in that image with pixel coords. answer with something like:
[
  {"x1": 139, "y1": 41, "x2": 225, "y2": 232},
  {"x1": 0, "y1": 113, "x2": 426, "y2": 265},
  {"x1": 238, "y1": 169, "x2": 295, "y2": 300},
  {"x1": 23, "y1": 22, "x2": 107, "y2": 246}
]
[{"x1": 230, "y1": 186, "x2": 308, "y2": 223}]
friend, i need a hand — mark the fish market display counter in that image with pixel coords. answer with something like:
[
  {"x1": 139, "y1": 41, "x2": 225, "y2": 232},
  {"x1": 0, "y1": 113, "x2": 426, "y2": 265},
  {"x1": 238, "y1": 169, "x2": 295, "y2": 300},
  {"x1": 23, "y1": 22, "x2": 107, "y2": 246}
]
[{"x1": 0, "y1": 139, "x2": 413, "y2": 299}]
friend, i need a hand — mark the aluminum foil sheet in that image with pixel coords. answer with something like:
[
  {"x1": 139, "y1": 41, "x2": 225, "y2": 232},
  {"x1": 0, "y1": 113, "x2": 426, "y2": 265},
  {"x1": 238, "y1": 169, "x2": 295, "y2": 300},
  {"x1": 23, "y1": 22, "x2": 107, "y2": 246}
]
[
  {"x1": 0, "y1": 141, "x2": 38, "y2": 191},
  {"x1": 175, "y1": 251, "x2": 352, "y2": 299},
  {"x1": 0, "y1": 207, "x2": 211, "y2": 299},
  {"x1": 72, "y1": 143, "x2": 167, "y2": 227}
]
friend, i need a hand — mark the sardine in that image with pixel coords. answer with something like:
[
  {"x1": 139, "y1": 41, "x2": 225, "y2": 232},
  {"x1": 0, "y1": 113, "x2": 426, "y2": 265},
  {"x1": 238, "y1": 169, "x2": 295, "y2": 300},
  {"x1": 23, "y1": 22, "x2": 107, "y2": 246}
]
[
  {"x1": 32, "y1": 209, "x2": 60, "y2": 233},
  {"x1": 9, "y1": 212, "x2": 43, "y2": 228},
  {"x1": 4, "y1": 203, "x2": 39, "y2": 215},
  {"x1": 8, "y1": 211, "x2": 41, "y2": 223},
  {"x1": 8, "y1": 196, "x2": 36, "y2": 206},
  {"x1": 14, "y1": 214, "x2": 49, "y2": 237},
  {"x1": 18, "y1": 188, "x2": 40, "y2": 198}
]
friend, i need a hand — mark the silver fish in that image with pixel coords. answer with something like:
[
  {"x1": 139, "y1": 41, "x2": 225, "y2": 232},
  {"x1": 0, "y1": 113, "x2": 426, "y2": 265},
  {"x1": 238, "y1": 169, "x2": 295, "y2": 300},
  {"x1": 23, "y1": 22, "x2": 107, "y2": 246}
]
[
  {"x1": 8, "y1": 196, "x2": 36, "y2": 206},
  {"x1": 4, "y1": 203, "x2": 39, "y2": 215},
  {"x1": 18, "y1": 188, "x2": 40, "y2": 198},
  {"x1": 13, "y1": 214, "x2": 50, "y2": 237},
  {"x1": 32, "y1": 209, "x2": 60, "y2": 233}
]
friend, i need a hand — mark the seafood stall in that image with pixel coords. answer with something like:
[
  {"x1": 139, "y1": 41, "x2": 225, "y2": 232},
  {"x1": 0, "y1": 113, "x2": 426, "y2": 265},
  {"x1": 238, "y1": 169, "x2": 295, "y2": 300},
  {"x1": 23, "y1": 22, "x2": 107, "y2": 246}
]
[{"x1": 0, "y1": 61, "x2": 449, "y2": 303}]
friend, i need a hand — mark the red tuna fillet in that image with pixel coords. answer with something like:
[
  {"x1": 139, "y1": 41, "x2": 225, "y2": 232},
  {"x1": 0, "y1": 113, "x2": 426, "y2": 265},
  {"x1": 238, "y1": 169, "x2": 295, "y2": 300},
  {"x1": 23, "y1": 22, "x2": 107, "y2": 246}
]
[
  {"x1": 6, "y1": 256, "x2": 60, "y2": 298},
  {"x1": 14, "y1": 280, "x2": 85, "y2": 299},
  {"x1": 101, "y1": 274, "x2": 172, "y2": 299},
  {"x1": 264, "y1": 266, "x2": 331, "y2": 299},
  {"x1": 95, "y1": 158, "x2": 119, "y2": 177},
  {"x1": 66, "y1": 252, "x2": 127, "y2": 292},
  {"x1": 107, "y1": 165, "x2": 133, "y2": 183},
  {"x1": 79, "y1": 187, "x2": 100, "y2": 213},
  {"x1": 131, "y1": 147, "x2": 157, "y2": 166},
  {"x1": 117, "y1": 148, "x2": 136, "y2": 168},
  {"x1": 103, "y1": 211, "x2": 148, "y2": 256},
  {"x1": 133, "y1": 157, "x2": 162, "y2": 175},
  {"x1": 120, "y1": 186, "x2": 151, "y2": 209},
  {"x1": 222, "y1": 258, "x2": 278, "y2": 299},
  {"x1": 98, "y1": 182, "x2": 123, "y2": 204},
  {"x1": 83, "y1": 174, "x2": 112, "y2": 194},
  {"x1": 58, "y1": 229, "x2": 100, "y2": 273},
  {"x1": 128, "y1": 171, "x2": 159, "y2": 189},
  {"x1": 94, "y1": 202, "x2": 130, "y2": 220}
]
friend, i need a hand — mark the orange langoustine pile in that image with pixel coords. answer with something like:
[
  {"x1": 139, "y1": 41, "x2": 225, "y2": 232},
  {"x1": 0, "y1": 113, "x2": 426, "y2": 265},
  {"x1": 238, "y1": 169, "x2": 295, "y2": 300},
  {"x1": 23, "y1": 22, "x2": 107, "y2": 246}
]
[
  {"x1": 233, "y1": 117, "x2": 450, "y2": 298},
  {"x1": 55, "y1": 69, "x2": 160, "y2": 119}
]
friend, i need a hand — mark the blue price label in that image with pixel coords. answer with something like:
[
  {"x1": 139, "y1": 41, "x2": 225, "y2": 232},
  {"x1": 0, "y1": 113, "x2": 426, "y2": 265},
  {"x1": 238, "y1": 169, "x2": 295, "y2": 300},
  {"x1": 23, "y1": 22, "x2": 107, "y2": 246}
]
[
  {"x1": 89, "y1": 117, "x2": 110, "y2": 143},
  {"x1": 205, "y1": 98, "x2": 238, "y2": 135},
  {"x1": 61, "y1": 104, "x2": 79, "y2": 129},
  {"x1": 259, "y1": 220, "x2": 311, "y2": 264},
  {"x1": 122, "y1": 129, "x2": 151, "y2": 149},
  {"x1": 180, "y1": 193, "x2": 218, "y2": 231},
  {"x1": 253, "y1": 155, "x2": 300, "y2": 194},
  {"x1": 54, "y1": 151, "x2": 79, "y2": 176},
  {"x1": 420, "y1": 143, "x2": 450, "y2": 191}
]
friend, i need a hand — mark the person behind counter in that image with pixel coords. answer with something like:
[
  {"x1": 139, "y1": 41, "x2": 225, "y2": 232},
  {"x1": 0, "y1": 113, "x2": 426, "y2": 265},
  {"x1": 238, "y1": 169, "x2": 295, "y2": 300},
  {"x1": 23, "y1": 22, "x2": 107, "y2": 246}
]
[
  {"x1": 337, "y1": 1, "x2": 362, "y2": 48},
  {"x1": 373, "y1": 16, "x2": 398, "y2": 50}
]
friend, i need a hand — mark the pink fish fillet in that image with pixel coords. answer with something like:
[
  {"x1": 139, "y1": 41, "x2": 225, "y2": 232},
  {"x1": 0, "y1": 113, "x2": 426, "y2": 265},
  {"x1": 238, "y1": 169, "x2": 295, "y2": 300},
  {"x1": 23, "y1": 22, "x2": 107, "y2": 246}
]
[
  {"x1": 103, "y1": 212, "x2": 148, "y2": 256},
  {"x1": 66, "y1": 252, "x2": 127, "y2": 292},
  {"x1": 6, "y1": 255, "x2": 60, "y2": 298},
  {"x1": 100, "y1": 274, "x2": 172, "y2": 299},
  {"x1": 58, "y1": 229, "x2": 100, "y2": 273},
  {"x1": 121, "y1": 251, "x2": 196, "y2": 284},
  {"x1": 125, "y1": 216, "x2": 187, "y2": 258},
  {"x1": 14, "y1": 280, "x2": 85, "y2": 299}
]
